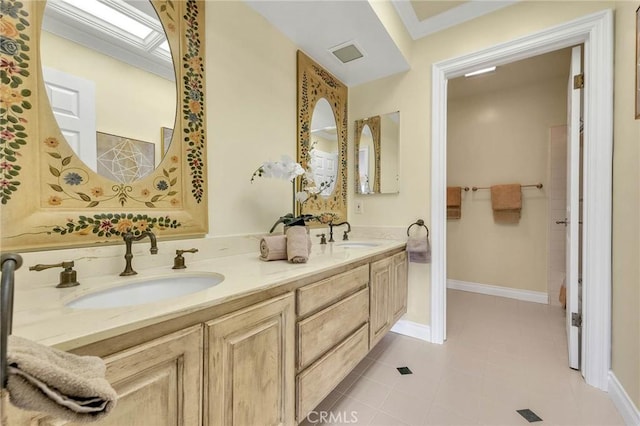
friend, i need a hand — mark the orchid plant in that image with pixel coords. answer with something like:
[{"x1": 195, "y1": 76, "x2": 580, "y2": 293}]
[{"x1": 251, "y1": 150, "x2": 335, "y2": 230}]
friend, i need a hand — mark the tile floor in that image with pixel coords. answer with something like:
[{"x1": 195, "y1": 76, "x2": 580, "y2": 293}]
[{"x1": 301, "y1": 289, "x2": 625, "y2": 425}]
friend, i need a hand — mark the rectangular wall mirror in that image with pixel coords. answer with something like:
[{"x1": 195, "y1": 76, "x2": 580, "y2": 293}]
[{"x1": 354, "y1": 111, "x2": 400, "y2": 194}]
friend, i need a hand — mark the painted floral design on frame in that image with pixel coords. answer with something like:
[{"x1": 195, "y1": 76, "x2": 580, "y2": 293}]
[
  {"x1": 0, "y1": 0, "x2": 31, "y2": 204},
  {"x1": 51, "y1": 213, "x2": 181, "y2": 238}
]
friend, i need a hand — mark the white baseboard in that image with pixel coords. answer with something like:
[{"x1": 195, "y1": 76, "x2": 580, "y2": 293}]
[
  {"x1": 391, "y1": 319, "x2": 431, "y2": 342},
  {"x1": 447, "y1": 279, "x2": 549, "y2": 304},
  {"x1": 608, "y1": 371, "x2": 640, "y2": 426}
]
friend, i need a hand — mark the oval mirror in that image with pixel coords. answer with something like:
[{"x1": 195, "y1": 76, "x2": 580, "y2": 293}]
[
  {"x1": 355, "y1": 111, "x2": 400, "y2": 194},
  {"x1": 40, "y1": 0, "x2": 176, "y2": 183},
  {"x1": 309, "y1": 98, "x2": 338, "y2": 198},
  {"x1": 358, "y1": 124, "x2": 375, "y2": 194}
]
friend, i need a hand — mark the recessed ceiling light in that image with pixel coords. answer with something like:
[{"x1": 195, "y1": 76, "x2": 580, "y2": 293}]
[
  {"x1": 464, "y1": 66, "x2": 497, "y2": 77},
  {"x1": 331, "y1": 43, "x2": 364, "y2": 64}
]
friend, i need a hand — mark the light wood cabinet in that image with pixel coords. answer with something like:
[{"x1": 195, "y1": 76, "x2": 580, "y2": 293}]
[
  {"x1": 205, "y1": 293, "x2": 295, "y2": 426},
  {"x1": 370, "y1": 251, "x2": 408, "y2": 348},
  {"x1": 391, "y1": 251, "x2": 408, "y2": 324},
  {"x1": 13, "y1": 325, "x2": 203, "y2": 426},
  {"x1": 295, "y1": 266, "x2": 370, "y2": 423},
  {"x1": 5, "y1": 249, "x2": 406, "y2": 426}
]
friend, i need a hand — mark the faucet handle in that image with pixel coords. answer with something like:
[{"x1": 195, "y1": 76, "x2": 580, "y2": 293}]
[
  {"x1": 29, "y1": 261, "x2": 80, "y2": 288},
  {"x1": 342, "y1": 231, "x2": 349, "y2": 241},
  {"x1": 316, "y1": 234, "x2": 327, "y2": 245},
  {"x1": 173, "y1": 248, "x2": 199, "y2": 269}
]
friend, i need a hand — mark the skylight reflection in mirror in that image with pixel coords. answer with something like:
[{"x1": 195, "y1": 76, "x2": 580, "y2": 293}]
[{"x1": 59, "y1": 0, "x2": 154, "y2": 40}]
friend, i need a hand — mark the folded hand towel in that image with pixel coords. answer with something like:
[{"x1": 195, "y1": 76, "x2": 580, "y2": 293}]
[
  {"x1": 7, "y1": 335, "x2": 117, "y2": 422},
  {"x1": 406, "y1": 236, "x2": 431, "y2": 264},
  {"x1": 447, "y1": 186, "x2": 462, "y2": 220},
  {"x1": 491, "y1": 184, "x2": 522, "y2": 224},
  {"x1": 447, "y1": 186, "x2": 462, "y2": 208},
  {"x1": 259, "y1": 235, "x2": 288, "y2": 261},
  {"x1": 286, "y1": 226, "x2": 309, "y2": 263}
]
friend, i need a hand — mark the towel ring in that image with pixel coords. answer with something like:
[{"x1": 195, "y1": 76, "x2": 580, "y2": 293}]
[{"x1": 407, "y1": 219, "x2": 429, "y2": 238}]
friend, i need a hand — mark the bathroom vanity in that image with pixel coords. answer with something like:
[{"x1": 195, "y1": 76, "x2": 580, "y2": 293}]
[{"x1": 4, "y1": 241, "x2": 407, "y2": 425}]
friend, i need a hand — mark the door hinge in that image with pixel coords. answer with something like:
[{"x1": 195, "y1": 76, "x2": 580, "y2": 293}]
[
  {"x1": 572, "y1": 312, "x2": 582, "y2": 328},
  {"x1": 573, "y1": 74, "x2": 584, "y2": 89}
]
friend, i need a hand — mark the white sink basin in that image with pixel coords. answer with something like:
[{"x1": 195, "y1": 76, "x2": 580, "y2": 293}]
[
  {"x1": 66, "y1": 273, "x2": 224, "y2": 309},
  {"x1": 334, "y1": 242, "x2": 380, "y2": 248}
]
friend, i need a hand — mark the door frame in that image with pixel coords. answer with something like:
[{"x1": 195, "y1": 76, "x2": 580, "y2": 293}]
[{"x1": 430, "y1": 10, "x2": 613, "y2": 390}]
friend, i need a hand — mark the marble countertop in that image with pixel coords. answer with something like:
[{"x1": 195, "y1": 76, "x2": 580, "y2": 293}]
[{"x1": 11, "y1": 239, "x2": 405, "y2": 350}]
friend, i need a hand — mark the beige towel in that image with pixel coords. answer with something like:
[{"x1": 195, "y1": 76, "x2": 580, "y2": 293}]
[
  {"x1": 406, "y1": 236, "x2": 431, "y2": 264},
  {"x1": 447, "y1": 187, "x2": 462, "y2": 220},
  {"x1": 259, "y1": 235, "x2": 288, "y2": 261},
  {"x1": 286, "y1": 226, "x2": 309, "y2": 263},
  {"x1": 491, "y1": 184, "x2": 522, "y2": 224},
  {"x1": 7, "y1": 335, "x2": 117, "y2": 422}
]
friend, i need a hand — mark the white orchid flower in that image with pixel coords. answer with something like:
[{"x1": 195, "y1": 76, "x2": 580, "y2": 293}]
[{"x1": 295, "y1": 191, "x2": 309, "y2": 203}]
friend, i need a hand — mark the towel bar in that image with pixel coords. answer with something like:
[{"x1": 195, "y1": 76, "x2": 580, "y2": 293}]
[
  {"x1": 472, "y1": 183, "x2": 543, "y2": 192},
  {"x1": 407, "y1": 219, "x2": 429, "y2": 237},
  {"x1": 1, "y1": 253, "x2": 23, "y2": 390}
]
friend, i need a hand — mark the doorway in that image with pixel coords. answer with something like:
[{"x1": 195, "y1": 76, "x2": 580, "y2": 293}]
[{"x1": 430, "y1": 10, "x2": 613, "y2": 390}]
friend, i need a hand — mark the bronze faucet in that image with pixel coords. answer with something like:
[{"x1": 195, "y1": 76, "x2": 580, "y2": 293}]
[
  {"x1": 328, "y1": 221, "x2": 351, "y2": 242},
  {"x1": 120, "y1": 230, "x2": 158, "y2": 276}
]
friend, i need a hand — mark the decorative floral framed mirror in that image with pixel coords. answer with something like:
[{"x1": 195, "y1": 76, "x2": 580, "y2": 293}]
[
  {"x1": 0, "y1": 0, "x2": 208, "y2": 251},
  {"x1": 296, "y1": 50, "x2": 347, "y2": 223}
]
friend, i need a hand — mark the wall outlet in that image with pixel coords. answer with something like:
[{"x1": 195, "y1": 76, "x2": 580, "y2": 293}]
[{"x1": 355, "y1": 200, "x2": 364, "y2": 214}]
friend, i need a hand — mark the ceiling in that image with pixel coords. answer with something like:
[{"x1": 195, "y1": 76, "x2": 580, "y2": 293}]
[{"x1": 246, "y1": 0, "x2": 520, "y2": 86}]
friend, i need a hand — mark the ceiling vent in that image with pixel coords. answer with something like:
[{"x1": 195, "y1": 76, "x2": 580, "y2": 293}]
[{"x1": 330, "y1": 42, "x2": 364, "y2": 64}]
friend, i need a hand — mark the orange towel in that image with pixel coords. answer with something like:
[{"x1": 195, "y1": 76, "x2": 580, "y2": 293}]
[
  {"x1": 447, "y1": 187, "x2": 462, "y2": 208},
  {"x1": 491, "y1": 184, "x2": 522, "y2": 224},
  {"x1": 447, "y1": 187, "x2": 462, "y2": 220}
]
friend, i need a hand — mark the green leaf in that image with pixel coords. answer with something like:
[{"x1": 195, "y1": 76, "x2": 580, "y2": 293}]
[
  {"x1": 47, "y1": 152, "x2": 62, "y2": 159},
  {"x1": 48, "y1": 184, "x2": 63, "y2": 192},
  {"x1": 22, "y1": 101, "x2": 31, "y2": 110},
  {"x1": 77, "y1": 193, "x2": 91, "y2": 202},
  {"x1": 49, "y1": 166, "x2": 60, "y2": 177},
  {"x1": 169, "y1": 178, "x2": 177, "y2": 186},
  {"x1": 87, "y1": 201, "x2": 99, "y2": 208},
  {"x1": 160, "y1": 4, "x2": 166, "y2": 11},
  {"x1": 61, "y1": 156, "x2": 72, "y2": 166},
  {"x1": 15, "y1": 132, "x2": 26, "y2": 138},
  {"x1": 163, "y1": 169, "x2": 170, "y2": 178},
  {"x1": 20, "y1": 89, "x2": 31, "y2": 97},
  {"x1": 10, "y1": 105, "x2": 23, "y2": 114},
  {"x1": 145, "y1": 202, "x2": 156, "y2": 208},
  {"x1": 167, "y1": 191, "x2": 177, "y2": 196},
  {"x1": 150, "y1": 195, "x2": 161, "y2": 202}
]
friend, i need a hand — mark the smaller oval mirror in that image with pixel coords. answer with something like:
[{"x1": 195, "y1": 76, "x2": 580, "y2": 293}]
[
  {"x1": 309, "y1": 98, "x2": 338, "y2": 198},
  {"x1": 355, "y1": 111, "x2": 400, "y2": 194}
]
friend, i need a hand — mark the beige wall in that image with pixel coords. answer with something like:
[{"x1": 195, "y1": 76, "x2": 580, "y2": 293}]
[
  {"x1": 40, "y1": 32, "x2": 175, "y2": 164},
  {"x1": 611, "y1": 0, "x2": 640, "y2": 410},
  {"x1": 446, "y1": 77, "x2": 567, "y2": 292},
  {"x1": 206, "y1": 1, "x2": 298, "y2": 236}
]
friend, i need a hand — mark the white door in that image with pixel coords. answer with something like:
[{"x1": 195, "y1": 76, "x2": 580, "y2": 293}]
[
  {"x1": 42, "y1": 67, "x2": 97, "y2": 170},
  {"x1": 563, "y1": 45, "x2": 582, "y2": 371},
  {"x1": 310, "y1": 149, "x2": 338, "y2": 196}
]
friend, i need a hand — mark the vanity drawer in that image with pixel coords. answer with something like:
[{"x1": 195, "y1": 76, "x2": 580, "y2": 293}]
[
  {"x1": 297, "y1": 288, "x2": 369, "y2": 371},
  {"x1": 296, "y1": 324, "x2": 369, "y2": 423},
  {"x1": 297, "y1": 264, "x2": 368, "y2": 318}
]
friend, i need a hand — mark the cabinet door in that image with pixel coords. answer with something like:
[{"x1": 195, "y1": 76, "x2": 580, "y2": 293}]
[
  {"x1": 369, "y1": 256, "x2": 393, "y2": 348},
  {"x1": 205, "y1": 293, "x2": 295, "y2": 426},
  {"x1": 18, "y1": 325, "x2": 203, "y2": 426},
  {"x1": 391, "y1": 251, "x2": 408, "y2": 323}
]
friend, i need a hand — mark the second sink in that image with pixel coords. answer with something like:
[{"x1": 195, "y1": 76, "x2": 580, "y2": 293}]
[{"x1": 66, "y1": 273, "x2": 224, "y2": 309}]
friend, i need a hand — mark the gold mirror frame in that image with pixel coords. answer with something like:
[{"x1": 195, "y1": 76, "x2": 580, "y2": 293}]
[
  {"x1": 296, "y1": 51, "x2": 347, "y2": 222},
  {"x1": 354, "y1": 116, "x2": 381, "y2": 194},
  {"x1": 0, "y1": 0, "x2": 208, "y2": 251}
]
